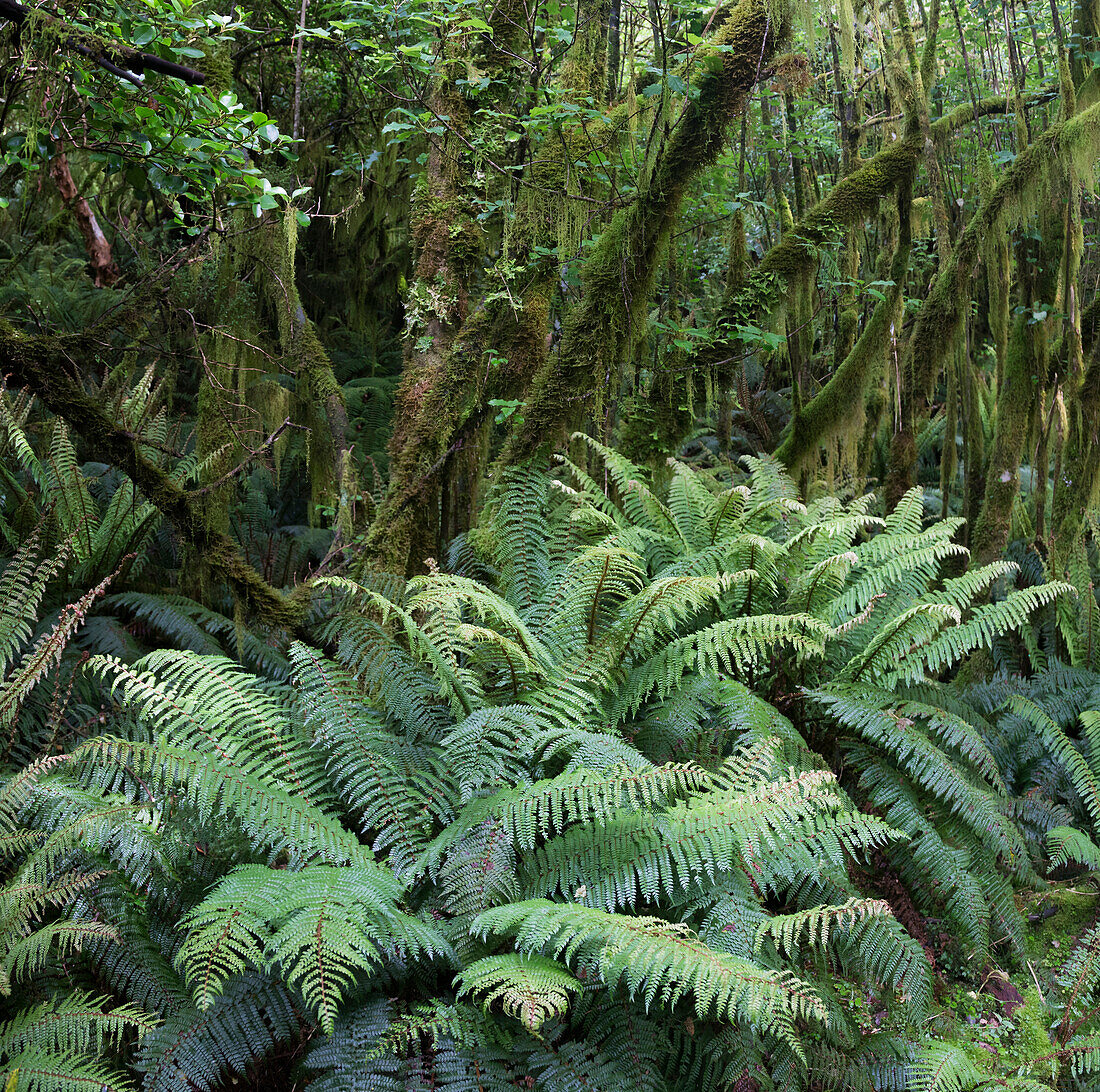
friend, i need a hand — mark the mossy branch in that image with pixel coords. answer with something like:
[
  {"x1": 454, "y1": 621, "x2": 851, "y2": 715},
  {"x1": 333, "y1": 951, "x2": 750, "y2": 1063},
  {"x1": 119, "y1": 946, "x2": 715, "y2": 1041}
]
[
  {"x1": 710, "y1": 94, "x2": 1038, "y2": 350},
  {"x1": 903, "y1": 96, "x2": 1100, "y2": 433},
  {"x1": 773, "y1": 175, "x2": 914, "y2": 473},
  {"x1": 503, "y1": 0, "x2": 791, "y2": 465},
  {"x1": 0, "y1": 0, "x2": 206, "y2": 85},
  {"x1": 0, "y1": 323, "x2": 306, "y2": 629}
]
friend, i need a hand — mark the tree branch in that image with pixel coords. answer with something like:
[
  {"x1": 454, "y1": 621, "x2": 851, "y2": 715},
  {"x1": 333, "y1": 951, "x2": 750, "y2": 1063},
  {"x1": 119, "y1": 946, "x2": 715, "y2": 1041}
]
[
  {"x1": 0, "y1": 323, "x2": 305, "y2": 629},
  {"x1": 0, "y1": 0, "x2": 206, "y2": 85}
]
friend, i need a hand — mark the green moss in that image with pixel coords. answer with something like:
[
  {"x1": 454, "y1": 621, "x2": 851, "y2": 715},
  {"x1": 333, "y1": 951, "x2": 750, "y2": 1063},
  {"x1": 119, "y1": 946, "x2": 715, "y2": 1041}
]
[
  {"x1": 1052, "y1": 348, "x2": 1100, "y2": 571},
  {"x1": 972, "y1": 224, "x2": 1062, "y2": 564},
  {"x1": 1019, "y1": 880, "x2": 1100, "y2": 967},
  {"x1": 716, "y1": 134, "x2": 922, "y2": 350},
  {"x1": 1005, "y1": 990, "x2": 1058, "y2": 1079},
  {"x1": 774, "y1": 178, "x2": 913, "y2": 475}
]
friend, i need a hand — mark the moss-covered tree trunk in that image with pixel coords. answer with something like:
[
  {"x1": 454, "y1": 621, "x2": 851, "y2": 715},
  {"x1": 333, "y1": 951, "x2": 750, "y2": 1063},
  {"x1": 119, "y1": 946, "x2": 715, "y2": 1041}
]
[
  {"x1": 773, "y1": 174, "x2": 913, "y2": 473},
  {"x1": 970, "y1": 234, "x2": 1061, "y2": 564},
  {"x1": 365, "y1": 0, "x2": 779, "y2": 572},
  {"x1": 1051, "y1": 346, "x2": 1100, "y2": 570},
  {"x1": 884, "y1": 97, "x2": 1100, "y2": 504},
  {"x1": 971, "y1": 55, "x2": 1081, "y2": 564},
  {"x1": 359, "y1": 0, "x2": 606, "y2": 575},
  {"x1": 505, "y1": 0, "x2": 790, "y2": 466}
]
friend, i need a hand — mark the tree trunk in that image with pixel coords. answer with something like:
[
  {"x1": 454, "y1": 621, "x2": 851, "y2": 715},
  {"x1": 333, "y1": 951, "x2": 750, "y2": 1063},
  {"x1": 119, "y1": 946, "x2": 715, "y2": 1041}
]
[
  {"x1": 506, "y1": 0, "x2": 791, "y2": 467},
  {"x1": 360, "y1": 0, "x2": 607, "y2": 574}
]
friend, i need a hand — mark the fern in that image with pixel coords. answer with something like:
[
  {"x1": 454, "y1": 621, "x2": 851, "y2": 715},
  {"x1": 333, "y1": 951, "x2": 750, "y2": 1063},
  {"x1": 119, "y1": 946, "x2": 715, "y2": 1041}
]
[
  {"x1": 0, "y1": 441, "x2": 1089, "y2": 1091},
  {"x1": 908, "y1": 1042, "x2": 985, "y2": 1092},
  {"x1": 71, "y1": 734, "x2": 367, "y2": 866},
  {"x1": 177, "y1": 863, "x2": 450, "y2": 1031},
  {"x1": 473, "y1": 899, "x2": 826, "y2": 1052},
  {"x1": 455, "y1": 954, "x2": 580, "y2": 1033}
]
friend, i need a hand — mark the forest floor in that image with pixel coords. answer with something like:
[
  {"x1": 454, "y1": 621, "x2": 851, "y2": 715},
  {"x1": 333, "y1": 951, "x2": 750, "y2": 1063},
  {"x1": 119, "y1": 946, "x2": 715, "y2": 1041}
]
[{"x1": 834, "y1": 876, "x2": 1100, "y2": 1078}]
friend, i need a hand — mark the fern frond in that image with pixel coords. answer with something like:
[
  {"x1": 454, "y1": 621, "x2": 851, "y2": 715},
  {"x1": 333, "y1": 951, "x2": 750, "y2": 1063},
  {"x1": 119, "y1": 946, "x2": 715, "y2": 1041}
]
[
  {"x1": 177, "y1": 863, "x2": 451, "y2": 1032},
  {"x1": 455, "y1": 953, "x2": 579, "y2": 1033},
  {"x1": 289, "y1": 644, "x2": 447, "y2": 871},
  {"x1": 417, "y1": 763, "x2": 706, "y2": 878},
  {"x1": 1046, "y1": 825, "x2": 1100, "y2": 869},
  {"x1": 71, "y1": 736, "x2": 367, "y2": 866},
  {"x1": 0, "y1": 1048, "x2": 136, "y2": 1092},
  {"x1": 474, "y1": 899, "x2": 825, "y2": 1053},
  {"x1": 2, "y1": 919, "x2": 120, "y2": 993},
  {"x1": 1007, "y1": 696, "x2": 1100, "y2": 829},
  {"x1": 0, "y1": 532, "x2": 69, "y2": 678},
  {"x1": 489, "y1": 464, "x2": 552, "y2": 610},
  {"x1": 0, "y1": 992, "x2": 157, "y2": 1058},
  {"x1": 756, "y1": 897, "x2": 889, "y2": 957},
  {"x1": 912, "y1": 583, "x2": 1075, "y2": 677},
  {"x1": 617, "y1": 614, "x2": 829, "y2": 715},
  {"x1": 134, "y1": 975, "x2": 299, "y2": 1092},
  {"x1": 810, "y1": 688, "x2": 1024, "y2": 863},
  {"x1": 440, "y1": 705, "x2": 538, "y2": 802},
  {"x1": 0, "y1": 564, "x2": 118, "y2": 734},
  {"x1": 907, "y1": 1042, "x2": 984, "y2": 1092},
  {"x1": 571, "y1": 436, "x2": 679, "y2": 540},
  {"x1": 92, "y1": 652, "x2": 331, "y2": 809},
  {"x1": 42, "y1": 421, "x2": 96, "y2": 562}
]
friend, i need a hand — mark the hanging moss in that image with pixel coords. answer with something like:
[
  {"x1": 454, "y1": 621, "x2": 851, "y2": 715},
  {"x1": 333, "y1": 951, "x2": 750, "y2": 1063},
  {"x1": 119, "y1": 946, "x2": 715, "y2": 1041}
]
[
  {"x1": 726, "y1": 206, "x2": 749, "y2": 291},
  {"x1": 1052, "y1": 348, "x2": 1100, "y2": 571},
  {"x1": 977, "y1": 150, "x2": 1010, "y2": 389},
  {"x1": 972, "y1": 231, "x2": 1063, "y2": 565},
  {"x1": 889, "y1": 97, "x2": 1100, "y2": 501},
  {"x1": 355, "y1": 0, "x2": 544, "y2": 573},
  {"x1": 710, "y1": 93, "x2": 1034, "y2": 376},
  {"x1": 227, "y1": 210, "x2": 352, "y2": 527},
  {"x1": 193, "y1": 236, "x2": 250, "y2": 543},
  {"x1": 505, "y1": 0, "x2": 792, "y2": 467},
  {"x1": 774, "y1": 176, "x2": 914, "y2": 475},
  {"x1": 940, "y1": 339, "x2": 959, "y2": 515},
  {"x1": 961, "y1": 339, "x2": 987, "y2": 544}
]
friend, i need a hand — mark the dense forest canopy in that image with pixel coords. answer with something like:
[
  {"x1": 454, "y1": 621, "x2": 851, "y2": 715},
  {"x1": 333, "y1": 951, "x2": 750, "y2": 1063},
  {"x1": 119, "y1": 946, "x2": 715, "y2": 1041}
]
[{"x1": 5, "y1": 0, "x2": 1100, "y2": 1089}]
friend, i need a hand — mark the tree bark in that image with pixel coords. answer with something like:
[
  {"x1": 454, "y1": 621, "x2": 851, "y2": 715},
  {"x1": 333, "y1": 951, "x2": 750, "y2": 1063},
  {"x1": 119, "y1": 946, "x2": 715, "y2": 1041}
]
[{"x1": 49, "y1": 148, "x2": 119, "y2": 288}]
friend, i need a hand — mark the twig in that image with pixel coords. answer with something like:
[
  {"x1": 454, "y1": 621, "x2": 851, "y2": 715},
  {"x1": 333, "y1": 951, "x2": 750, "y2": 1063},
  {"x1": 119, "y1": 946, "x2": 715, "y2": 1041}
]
[{"x1": 188, "y1": 418, "x2": 306, "y2": 497}]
